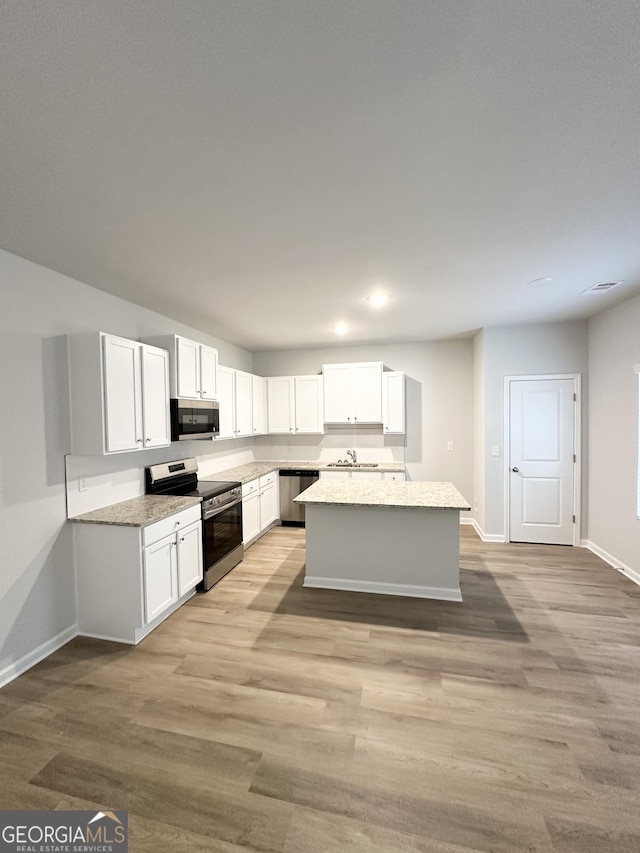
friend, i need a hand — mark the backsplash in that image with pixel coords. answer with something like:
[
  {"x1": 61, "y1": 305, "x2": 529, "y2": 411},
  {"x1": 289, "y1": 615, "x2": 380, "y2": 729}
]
[{"x1": 65, "y1": 431, "x2": 405, "y2": 517}]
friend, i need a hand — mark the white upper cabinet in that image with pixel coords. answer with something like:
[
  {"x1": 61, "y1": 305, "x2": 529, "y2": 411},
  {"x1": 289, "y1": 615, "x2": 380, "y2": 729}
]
[
  {"x1": 322, "y1": 362, "x2": 383, "y2": 424},
  {"x1": 69, "y1": 332, "x2": 170, "y2": 456},
  {"x1": 294, "y1": 376, "x2": 324, "y2": 433},
  {"x1": 176, "y1": 337, "x2": 200, "y2": 398},
  {"x1": 322, "y1": 364, "x2": 350, "y2": 423},
  {"x1": 144, "y1": 334, "x2": 218, "y2": 400},
  {"x1": 140, "y1": 345, "x2": 172, "y2": 448},
  {"x1": 267, "y1": 375, "x2": 324, "y2": 434},
  {"x1": 267, "y1": 376, "x2": 295, "y2": 433},
  {"x1": 234, "y1": 370, "x2": 253, "y2": 437},
  {"x1": 216, "y1": 364, "x2": 236, "y2": 439},
  {"x1": 382, "y1": 371, "x2": 406, "y2": 434},
  {"x1": 252, "y1": 375, "x2": 267, "y2": 435},
  {"x1": 102, "y1": 335, "x2": 143, "y2": 453},
  {"x1": 198, "y1": 345, "x2": 218, "y2": 401}
]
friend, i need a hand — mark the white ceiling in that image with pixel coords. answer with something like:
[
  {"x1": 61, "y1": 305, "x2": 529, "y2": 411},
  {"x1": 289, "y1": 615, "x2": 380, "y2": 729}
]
[{"x1": 2, "y1": 1, "x2": 639, "y2": 351}]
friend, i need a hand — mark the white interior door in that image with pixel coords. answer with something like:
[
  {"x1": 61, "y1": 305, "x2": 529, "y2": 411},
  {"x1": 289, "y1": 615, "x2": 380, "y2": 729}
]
[{"x1": 509, "y1": 378, "x2": 576, "y2": 545}]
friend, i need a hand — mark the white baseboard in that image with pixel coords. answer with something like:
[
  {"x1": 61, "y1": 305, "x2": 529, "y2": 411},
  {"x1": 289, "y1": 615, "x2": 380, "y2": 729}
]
[
  {"x1": 0, "y1": 624, "x2": 78, "y2": 689},
  {"x1": 460, "y1": 516, "x2": 505, "y2": 543},
  {"x1": 303, "y1": 576, "x2": 462, "y2": 602},
  {"x1": 582, "y1": 540, "x2": 640, "y2": 587}
]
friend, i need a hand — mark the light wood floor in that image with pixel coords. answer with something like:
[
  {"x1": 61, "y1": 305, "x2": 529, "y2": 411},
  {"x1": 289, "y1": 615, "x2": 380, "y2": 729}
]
[{"x1": 1, "y1": 525, "x2": 640, "y2": 852}]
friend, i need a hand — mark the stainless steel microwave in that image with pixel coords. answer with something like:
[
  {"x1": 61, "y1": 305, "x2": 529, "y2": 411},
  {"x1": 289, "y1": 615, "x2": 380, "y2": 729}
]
[{"x1": 170, "y1": 399, "x2": 220, "y2": 441}]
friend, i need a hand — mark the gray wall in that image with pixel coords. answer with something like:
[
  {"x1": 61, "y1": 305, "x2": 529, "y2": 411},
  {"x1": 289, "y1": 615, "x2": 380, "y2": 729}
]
[
  {"x1": 587, "y1": 291, "x2": 640, "y2": 576},
  {"x1": 254, "y1": 340, "x2": 475, "y2": 500},
  {"x1": 0, "y1": 249, "x2": 252, "y2": 679},
  {"x1": 479, "y1": 321, "x2": 589, "y2": 538}
]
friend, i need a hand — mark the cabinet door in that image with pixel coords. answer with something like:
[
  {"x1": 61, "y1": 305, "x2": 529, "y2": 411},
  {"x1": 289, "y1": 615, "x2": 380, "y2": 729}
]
[
  {"x1": 252, "y1": 375, "x2": 267, "y2": 435},
  {"x1": 176, "y1": 520, "x2": 203, "y2": 595},
  {"x1": 319, "y1": 470, "x2": 351, "y2": 480},
  {"x1": 351, "y1": 470, "x2": 383, "y2": 481},
  {"x1": 235, "y1": 370, "x2": 253, "y2": 437},
  {"x1": 141, "y1": 345, "x2": 171, "y2": 448},
  {"x1": 351, "y1": 363, "x2": 383, "y2": 423},
  {"x1": 322, "y1": 364, "x2": 351, "y2": 423},
  {"x1": 259, "y1": 482, "x2": 278, "y2": 530},
  {"x1": 217, "y1": 365, "x2": 236, "y2": 439},
  {"x1": 143, "y1": 535, "x2": 178, "y2": 623},
  {"x1": 102, "y1": 334, "x2": 143, "y2": 453},
  {"x1": 295, "y1": 376, "x2": 324, "y2": 433},
  {"x1": 383, "y1": 371, "x2": 405, "y2": 434},
  {"x1": 200, "y1": 346, "x2": 218, "y2": 400},
  {"x1": 267, "y1": 377, "x2": 295, "y2": 433},
  {"x1": 242, "y1": 490, "x2": 260, "y2": 544},
  {"x1": 176, "y1": 337, "x2": 200, "y2": 399}
]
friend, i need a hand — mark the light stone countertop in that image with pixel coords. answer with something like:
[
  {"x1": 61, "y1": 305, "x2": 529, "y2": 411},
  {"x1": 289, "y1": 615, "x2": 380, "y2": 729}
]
[
  {"x1": 213, "y1": 459, "x2": 405, "y2": 485},
  {"x1": 294, "y1": 480, "x2": 471, "y2": 511},
  {"x1": 68, "y1": 495, "x2": 202, "y2": 527}
]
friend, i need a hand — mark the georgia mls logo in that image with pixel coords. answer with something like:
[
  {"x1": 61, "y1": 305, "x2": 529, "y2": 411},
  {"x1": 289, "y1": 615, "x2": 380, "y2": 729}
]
[{"x1": 0, "y1": 809, "x2": 128, "y2": 852}]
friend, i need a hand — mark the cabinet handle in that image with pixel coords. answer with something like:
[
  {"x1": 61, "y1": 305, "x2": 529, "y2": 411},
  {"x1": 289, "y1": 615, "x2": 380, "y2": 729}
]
[
  {"x1": 137, "y1": 438, "x2": 143, "y2": 443},
  {"x1": 145, "y1": 438, "x2": 151, "y2": 443},
  {"x1": 174, "y1": 521, "x2": 180, "y2": 527},
  {"x1": 180, "y1": 536, "x2": 185, "y2": 542},
  {"x1": 354, "y1": 416, "x2": 357, "y2": 421}
]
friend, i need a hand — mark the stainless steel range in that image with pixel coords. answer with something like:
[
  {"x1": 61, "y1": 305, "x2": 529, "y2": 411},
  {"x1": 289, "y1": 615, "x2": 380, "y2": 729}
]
[{"x1": 145, "y1": 457, "x2": 243, "y2": 590}]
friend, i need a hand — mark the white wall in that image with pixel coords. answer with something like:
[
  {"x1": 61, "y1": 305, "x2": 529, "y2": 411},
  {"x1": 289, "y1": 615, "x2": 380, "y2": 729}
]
[
  {"x1": 479, "y1": 321, "x2": 589, "y2": 538},
  {"x1": 587, "y1": 292, "x2": 640, "y2": 580},
  {"x1": 254, "y1": 340, "x2": 475, "y2": 500},
  {"x1": 0, "y1": 249, "x2": 253, "y2": 682},
  {"x1": 473, "y1": 330, "x2": 486, "y2": 531}
]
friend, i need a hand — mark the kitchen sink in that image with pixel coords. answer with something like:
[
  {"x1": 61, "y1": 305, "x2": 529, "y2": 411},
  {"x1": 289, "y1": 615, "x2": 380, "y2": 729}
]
[{"x1": 326, "y1": 462, "x2": 378, "y2": 468}]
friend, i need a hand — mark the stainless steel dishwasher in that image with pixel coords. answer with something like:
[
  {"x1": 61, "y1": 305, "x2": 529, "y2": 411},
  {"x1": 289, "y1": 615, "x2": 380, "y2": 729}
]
[{"x1": 279, "y1": 469, "x2": 319, "y2": 526}]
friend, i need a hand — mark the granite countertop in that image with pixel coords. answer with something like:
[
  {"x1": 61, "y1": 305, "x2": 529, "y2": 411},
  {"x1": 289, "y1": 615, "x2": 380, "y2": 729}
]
[
  {"x1": 213, "y1": 459, "x2": 405, "y2": 484},
  {"x1": 294, "y1": 480, "x2": 471, "y2": 511},
  {"x1": 68, "y1": 495, "x2": 202, "y2": 527}
]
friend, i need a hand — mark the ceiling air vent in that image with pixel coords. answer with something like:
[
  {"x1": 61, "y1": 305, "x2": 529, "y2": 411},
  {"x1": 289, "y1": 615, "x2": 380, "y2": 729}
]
[{"x1": 581, "y1": 281, "x2": 624, "y2": 294}]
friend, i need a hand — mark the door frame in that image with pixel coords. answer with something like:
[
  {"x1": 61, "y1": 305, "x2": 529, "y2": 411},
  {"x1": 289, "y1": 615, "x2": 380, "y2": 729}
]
[{"x1": 503, "y1": 373, "x2": 582, "y2": 546}]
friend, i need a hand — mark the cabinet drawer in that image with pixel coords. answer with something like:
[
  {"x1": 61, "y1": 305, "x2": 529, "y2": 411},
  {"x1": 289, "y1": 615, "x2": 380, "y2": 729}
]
[
  {"x1": 259, "y1": 471, "x2": 276, "y2": 488},
  {"x1": 143, "y1": 504, "x2": 202, "y2": 547},
  {"x1": 242, "y1": 478, "x2": 259, "y2": 498}
]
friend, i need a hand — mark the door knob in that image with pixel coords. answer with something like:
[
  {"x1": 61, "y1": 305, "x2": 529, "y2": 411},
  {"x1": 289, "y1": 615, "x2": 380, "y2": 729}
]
[{"x1": 511, "y1": 467, "x2": 520, "y2": 473}]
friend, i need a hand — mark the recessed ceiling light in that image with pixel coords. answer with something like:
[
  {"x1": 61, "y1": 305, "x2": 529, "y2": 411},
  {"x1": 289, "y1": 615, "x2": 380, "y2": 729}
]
[
  {"x1": 333, "y1": 322, "x2": 349, "y2": 335},
  {"x1": 527, "y1": 277, "x2": 554, "y2": 286},
  {"x1": 366, "y1": 293, "x2": 390, "y2": 308}
]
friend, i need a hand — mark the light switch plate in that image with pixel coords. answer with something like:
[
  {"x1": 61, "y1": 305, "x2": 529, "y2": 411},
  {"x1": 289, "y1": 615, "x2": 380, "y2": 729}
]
[{"x1": 491, "y1": 445, "x2": 500, "y2": 457}]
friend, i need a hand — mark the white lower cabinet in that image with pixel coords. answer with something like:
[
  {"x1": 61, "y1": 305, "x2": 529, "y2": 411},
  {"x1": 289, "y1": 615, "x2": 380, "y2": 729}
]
[
  {"x1": 143, "y1": 534, "x2": 178, "y2": 622},
  {"x1": 320, "y1": 470, "x2": 406, "y2": 481},
  {"x1": 75, "y1": 504, "x2": 202, "y2": 644},
  {"x1": 242, "y1": 472, "x2": 279, "y2": 545},
  {"x1": 242, "y1": 481, "x2": 261, "y2": 544},
  {"x1": 142, "y1": 517, "x2": 203, "y2": 621}
]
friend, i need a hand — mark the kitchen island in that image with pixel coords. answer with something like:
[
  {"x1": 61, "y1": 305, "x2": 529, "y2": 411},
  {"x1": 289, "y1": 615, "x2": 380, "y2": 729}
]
[{"x1": 295, "y1": 480, "x2": 470, "y2": 601}]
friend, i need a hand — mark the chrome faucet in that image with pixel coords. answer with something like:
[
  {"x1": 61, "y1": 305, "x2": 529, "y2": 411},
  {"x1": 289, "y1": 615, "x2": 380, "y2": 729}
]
[{"x1": 346, "y1": 449, "x2": 357, "y2": 464}]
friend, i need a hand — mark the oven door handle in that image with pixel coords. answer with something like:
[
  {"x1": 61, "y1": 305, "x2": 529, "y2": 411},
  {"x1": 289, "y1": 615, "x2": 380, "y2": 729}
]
[{"x1": 203, "y1": 496, "x2": 242, "y2": 520}]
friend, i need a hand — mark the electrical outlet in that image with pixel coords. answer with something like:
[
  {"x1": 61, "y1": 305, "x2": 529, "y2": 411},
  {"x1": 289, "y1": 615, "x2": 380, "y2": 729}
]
[
  {"x1": 474, "y1": 497, "x2": 478, "y2": 511},
  {"x1": 78, "y1": 476, "x2": 88, "y2": 492},
  {"x1": 447, "y1": 441, "x2": 454, "y2": 452}
]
